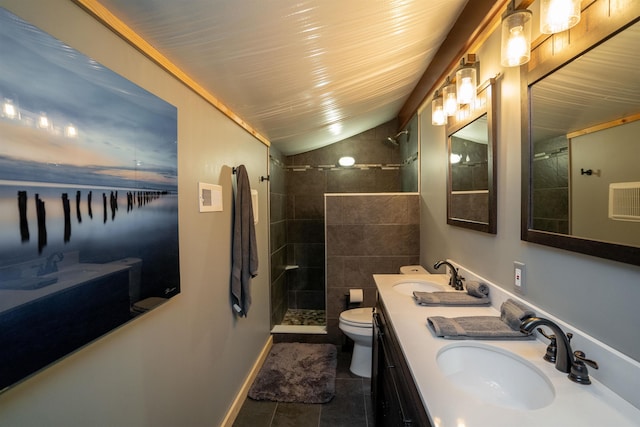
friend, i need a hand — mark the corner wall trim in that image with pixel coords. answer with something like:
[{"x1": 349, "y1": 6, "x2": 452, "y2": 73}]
[
  {"x1": 70, "y1": 0, "x2": 271, "y2": 148},
  {"x1": 220, "y1": 335, "x2": 273, "y2": 427}
]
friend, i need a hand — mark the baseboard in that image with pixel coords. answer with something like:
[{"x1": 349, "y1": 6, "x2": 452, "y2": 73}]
[{"x1": 220, "y1": 335, "x2": 273, "y2": 427}]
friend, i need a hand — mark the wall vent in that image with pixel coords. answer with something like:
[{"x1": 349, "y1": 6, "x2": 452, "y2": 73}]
[{"x1": 609, "y1": 182, "x2": 640, "y2": 221}]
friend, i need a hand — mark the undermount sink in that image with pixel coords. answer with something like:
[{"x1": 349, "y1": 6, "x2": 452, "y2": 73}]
[
  {"x1": 392, "y1": 280, "x2": 448, "y2": 296},
  {"x1": 436, "y1": 342, "x2": 555, "y2": 410}
]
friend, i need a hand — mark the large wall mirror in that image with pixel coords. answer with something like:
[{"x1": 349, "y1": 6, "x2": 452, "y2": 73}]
[
  {"x1": 522, "y1": 17, "x2": 640, "y2": 266},
  {"x1": 446, "y1": 77, "x2": 498, "y2": 234}
]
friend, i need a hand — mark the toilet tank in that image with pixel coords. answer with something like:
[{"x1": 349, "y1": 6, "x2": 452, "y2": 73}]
[{"x1": 400, "y1": 265, "x2": 427, "y2": 274}]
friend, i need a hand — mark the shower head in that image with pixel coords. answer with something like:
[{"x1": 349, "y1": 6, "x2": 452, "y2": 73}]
[{"x1": 385, "y1": 130, "x2": 409, "y2": 146}]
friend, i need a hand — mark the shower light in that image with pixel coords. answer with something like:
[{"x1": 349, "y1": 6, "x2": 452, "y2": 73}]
[
  {"x1": 501, "y1": 3, "x2": 532, "y2": 67},
  {"x1": 540, "y1": 0, "x2": 581, "y2": 34},
  {"x1": 338, "y1": 156, "x2": 355, "y2": 167}
]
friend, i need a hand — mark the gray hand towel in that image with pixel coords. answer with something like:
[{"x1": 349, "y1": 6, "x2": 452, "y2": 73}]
[
  {"x1": 413, "y1": 291, "x2": 490, "y2": 306},
  {"x1": 465, "y1": 281, "x2": 489, "y2": 298},
  {"x1": 231, "y1": 165, "x2": 259, "y2": 317},
  {"x1": 500, "y1": 299, "x2": 535, "y2": 331},
  {"x1": 427, "y1": 316, "x2": 535, "y2": 340}
]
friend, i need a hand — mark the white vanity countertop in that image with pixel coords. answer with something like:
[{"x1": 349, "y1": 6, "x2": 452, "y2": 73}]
[{"x1": 374, "y1": 273, "x2": 640, "y2": 427}]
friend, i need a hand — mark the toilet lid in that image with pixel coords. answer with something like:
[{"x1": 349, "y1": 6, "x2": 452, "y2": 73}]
[{"x1": 340, "y1": 307, "x2": 373, "y2": 326}]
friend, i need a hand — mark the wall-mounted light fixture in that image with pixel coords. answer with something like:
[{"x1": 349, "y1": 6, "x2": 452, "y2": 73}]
[
  {"x1": 431, "y1": 90, "x2": 447, "y2": 126},
  {"x1": 501, "y1": 1, "x2": 532, "y2": 67},
  {"x1": 455, "y1": 55, "x2": 478, "y2": 107},
  {"x1": 430, "y1": 54, "x2": 479, "y2": 126},
  {"x1": 540, "y1": 0, "x2": 581, "y2": 34},
  {"x1": 338, "y1": 156, "x2": 355, "y2": 167}
]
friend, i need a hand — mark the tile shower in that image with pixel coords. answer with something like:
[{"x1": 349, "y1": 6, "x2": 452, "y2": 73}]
[{"x1": 268, "y1": 118, "x2": 420, "y2": 343}]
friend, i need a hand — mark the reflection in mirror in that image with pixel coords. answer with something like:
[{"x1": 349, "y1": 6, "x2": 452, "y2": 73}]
[
  {"x1": 524, "y1": 19, "x2": 640, "y2": 265},
  {"x1": 447, "y1": 78, "x2": 498, "y2": 233},
  {"x1": 450, "y1": 115, "x2": 489, "y2": 222}
]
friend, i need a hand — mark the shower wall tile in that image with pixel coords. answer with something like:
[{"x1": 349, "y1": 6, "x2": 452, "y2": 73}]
[
  {"x1": 287, "y1": 267, "x2": 324, "y2": 292},
  {"x1": 270, "y1": 192, "x2": 287, "y2": 223},
  {"x1": 288, "y1": 219, "x2": 324, "y2": 244},
  {"x1": 324, "y1": 193, "x2": 420, "y2": 345},
  {"x1": 324, "y1": 196, "x2": 343, "y2": 225},
  {"x1": 271, "y1": 246, "x2": 286, "y2": 283},
  {"x1": 326, "y1": 224, "x2": 419, "y2": 256},
  {"x1": 293, "y1": 243, "x2": 324, "y2": 268},
  {"x1": 341, "y1": 195, "x2": 412, "y2": 224},
  {"x1": 270, "y1": 220, "x2": 287, "y2": 253},
  {"x1": 286, "y1": 169, "x2": 326, "y2": 195},
  {"x1": 326, "y1": 256, "x2": 344, "y2": 287},
  {"x1": 293, "y1": 194, "x2": 324, "y2": 219}
]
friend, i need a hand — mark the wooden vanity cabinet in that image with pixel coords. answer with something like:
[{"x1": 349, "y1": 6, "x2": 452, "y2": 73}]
[{"x1": 372, "y1": 297, "x2": 432, "y2": 427}]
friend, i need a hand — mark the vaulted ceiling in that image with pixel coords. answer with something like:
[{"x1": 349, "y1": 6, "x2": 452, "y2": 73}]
[{"x1": 88, "y1": 0, "x2": 501, "y2": 154}]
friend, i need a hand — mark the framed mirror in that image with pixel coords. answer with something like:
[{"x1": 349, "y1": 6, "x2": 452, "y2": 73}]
[
  {"x1": 522, "y1": 17, "x2": 640, "y2": 266},
  {"x1": 446, "y1": 77, "x2": 498, "y2": 234}
]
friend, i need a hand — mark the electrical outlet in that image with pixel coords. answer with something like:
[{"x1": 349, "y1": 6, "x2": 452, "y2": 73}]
[{"x1": 514, "y1": 261, "x2": 526, "y2": 294}]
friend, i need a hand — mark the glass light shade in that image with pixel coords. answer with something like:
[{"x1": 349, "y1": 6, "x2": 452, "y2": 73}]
[
  {"x1": 501, "y1": 9, "x2": 532, "y2": 67},
  {"x1": 456, "y1": 66, "x2": 477, "y2": 106},
  {"x1": 443, "y1": 83, "x2": 457, "y2": 116},
  {"x1": 431, "y1": 96, "x2": 446, "y2": 126},
  {"x1": 540, "y1": 0, "x2": 581, "y2": 34},
  {"x1": 338, "y1": 156, "x2": 355, "y2": 167}
]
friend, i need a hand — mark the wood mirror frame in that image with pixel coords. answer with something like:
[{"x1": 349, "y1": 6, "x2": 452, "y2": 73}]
[
  {"x1": 446, "y1": 77, "x2": 498, "y2": 234},
  {"x1": 521, "y1": 2, "x2": 640, "y2": 266}
]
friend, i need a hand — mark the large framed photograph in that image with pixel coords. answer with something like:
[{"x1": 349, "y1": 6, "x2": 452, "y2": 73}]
[{"x1": 0, "y1": 8, "x2": 179, "y2": 392}]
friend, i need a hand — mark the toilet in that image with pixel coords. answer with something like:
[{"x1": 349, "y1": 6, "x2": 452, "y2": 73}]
[
  {"x1": 339, "y1": 307, "x2": 374, "y2": 378},
  {"x1": 338, "y1": 265, "x2": 428, "y2": 377}
]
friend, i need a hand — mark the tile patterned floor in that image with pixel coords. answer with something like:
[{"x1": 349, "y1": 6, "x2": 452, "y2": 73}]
[
  {"x1": 280, "y1": 309, "x2": 326, "y2": 326},
  {"x1": 233, "y1": 347, "x2": 373, "y2": 427}
]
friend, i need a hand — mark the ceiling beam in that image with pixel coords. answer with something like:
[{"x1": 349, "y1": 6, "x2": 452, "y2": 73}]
[{"x1": 398, "y1": 0, "x2": 509, "y2": 128}]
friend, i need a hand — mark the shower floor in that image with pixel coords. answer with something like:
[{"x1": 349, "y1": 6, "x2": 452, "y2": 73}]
[{"x1": 280, "y1": 309, "x2": 326, "y2": 326}]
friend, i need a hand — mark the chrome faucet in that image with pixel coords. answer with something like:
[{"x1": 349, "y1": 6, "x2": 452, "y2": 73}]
[
  {"x1": 433, "y1": 260, "x2": 464, "y2": 290},
  {"x1": 37, "y1": 252, "x2": 64, "y2": 276},
  {"x1": 520, "y1": 316, "x2": 598, "y2": 384}
]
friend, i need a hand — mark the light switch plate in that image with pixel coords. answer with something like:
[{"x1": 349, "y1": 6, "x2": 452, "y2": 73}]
[{"x1": 199, "y1": 182, "x2": 223, "y2": 212}]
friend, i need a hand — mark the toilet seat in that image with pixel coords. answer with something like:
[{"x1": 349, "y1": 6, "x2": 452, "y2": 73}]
[{"x1": 340, "y1": 307, "x2": 373, "y2": 328}]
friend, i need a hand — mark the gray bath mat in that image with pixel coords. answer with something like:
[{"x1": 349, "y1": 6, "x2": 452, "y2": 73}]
[{"x1": 248, "y1": 343, "x2": 337, "y2": 404}]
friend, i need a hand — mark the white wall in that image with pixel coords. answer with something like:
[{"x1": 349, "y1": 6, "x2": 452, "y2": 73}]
[
  {"x1": 0, "y1": 1, "x2": 271, "y2": 426},
  {"x1": 420, "y1": 28, "x2": 640, "y2": 363}
]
